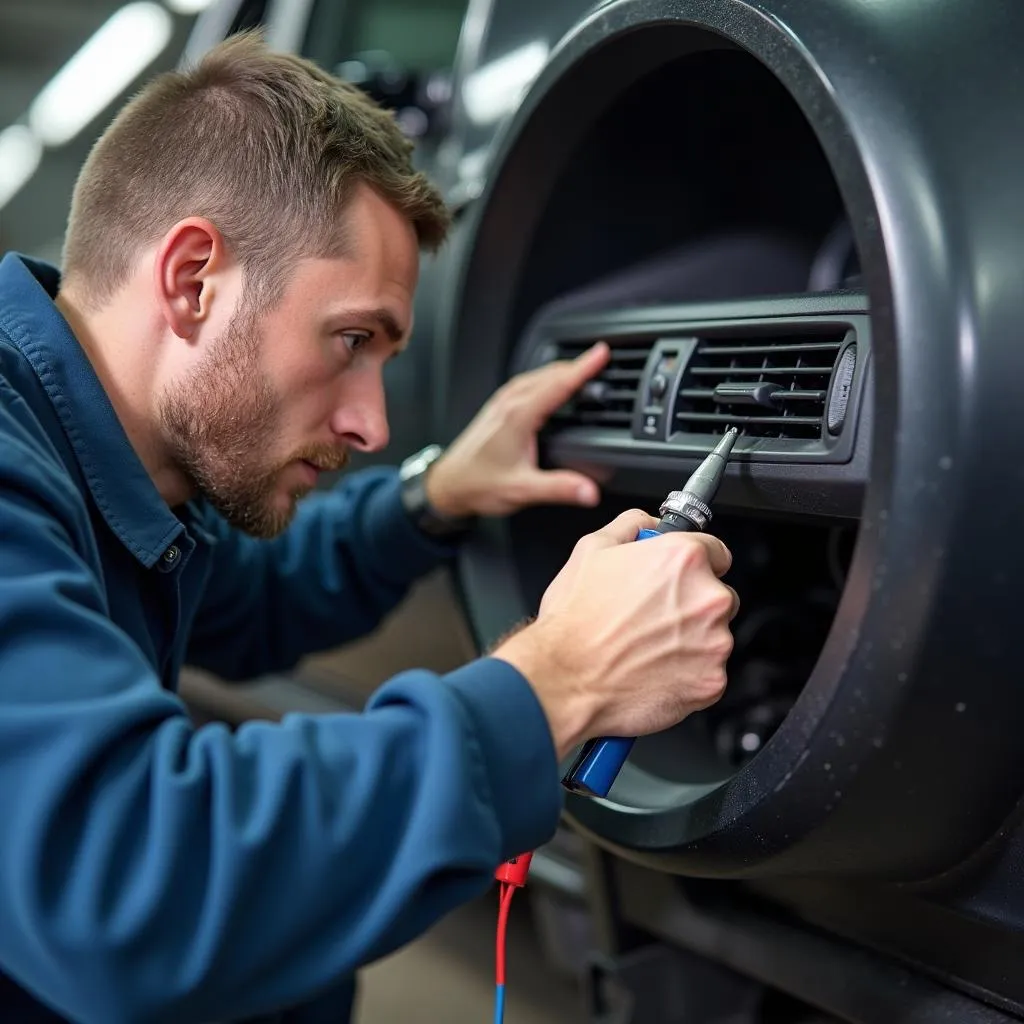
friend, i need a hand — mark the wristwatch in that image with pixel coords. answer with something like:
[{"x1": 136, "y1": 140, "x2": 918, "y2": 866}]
[{"x1": 398, "y1": 444, "x2": 477, "y2": 540}]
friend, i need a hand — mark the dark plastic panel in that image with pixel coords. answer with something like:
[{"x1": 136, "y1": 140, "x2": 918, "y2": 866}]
[
  {"x1": 437, "y1": 0, "x2": 1024, "y2": 883},
  {"x1": 613, "y1": 860, "x2": 1024, "y2": 1022},
  {"x1": 434, "y1": 0, "x2": 1024, "y2": 1013}
]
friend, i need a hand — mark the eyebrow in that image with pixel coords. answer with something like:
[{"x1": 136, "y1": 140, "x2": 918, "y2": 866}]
[{"x1": 330, "y1": 307, "x2": 407, "y2": 347}]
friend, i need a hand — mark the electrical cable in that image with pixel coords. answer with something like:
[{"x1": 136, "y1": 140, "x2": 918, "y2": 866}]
[
  {"x1": 493, "y1": 852, "x2": 533, "y2": 1023},
  {"x1": 494, "y1": 882, "x2": 515, "y2": 1023}
]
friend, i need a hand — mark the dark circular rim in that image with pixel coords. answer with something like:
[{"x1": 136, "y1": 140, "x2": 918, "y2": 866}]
[{"x1": 441, "y1": 0, "x2": 996, "y2": 879}]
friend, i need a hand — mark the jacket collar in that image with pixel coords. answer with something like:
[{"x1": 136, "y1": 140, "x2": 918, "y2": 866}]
[{"x1": 0, "y1": 252, "x2": 189, "y2": 568}]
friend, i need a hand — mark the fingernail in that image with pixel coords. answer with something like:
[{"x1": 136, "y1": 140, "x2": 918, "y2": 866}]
[{"x1": 578, "y1": 484, "x2": 598, "y2": 505}]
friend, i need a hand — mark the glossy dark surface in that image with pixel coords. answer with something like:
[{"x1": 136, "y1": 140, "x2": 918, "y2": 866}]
[
  {"x1": 435, "y1": 0, "x2": 1024, "y2": 1015},
  {"x1": 187, "y1": 0, "x2": 1024, "y2": 1018}
]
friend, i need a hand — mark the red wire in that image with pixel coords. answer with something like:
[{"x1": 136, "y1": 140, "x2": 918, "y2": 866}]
[{"x1": 495, "y1": 882, "x2": 515, "y2": 986}]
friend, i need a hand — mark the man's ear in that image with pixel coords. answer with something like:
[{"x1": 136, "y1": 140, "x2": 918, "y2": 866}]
[{"x1": 153, "y1": 218, "x2": 227, "y2": 340}]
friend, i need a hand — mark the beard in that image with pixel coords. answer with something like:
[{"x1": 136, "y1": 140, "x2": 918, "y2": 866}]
[{"x1": 158, "y1": 308, "x2": 348, "y2": 539}]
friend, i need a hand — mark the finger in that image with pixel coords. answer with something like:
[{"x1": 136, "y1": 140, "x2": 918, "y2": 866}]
[
  {"x1": 523, "y1": 342, "x2": 611, "y2": 423},
  {"x1": 569, "y1": 340, "x2": 611, "y2": 377},
  {"x1": 661, "y1": 531, "x2": 733, "y2": 577},
  {"x1": 514, "y1": 468, "x2": 601, "y2": 508},
  {"x1": 692, "y1": 533, "x2": 733, "y2": 577},
  {"x1": 724, "y1": 584, "x2": 741, "y2": 621},
  {"x1": 581, "y1": 508, "x2": 659, "y2": 548}
]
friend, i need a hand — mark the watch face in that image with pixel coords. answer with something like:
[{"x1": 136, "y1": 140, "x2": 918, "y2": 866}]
[
  {"x1": 399, "y1": 443, "x2": 473, "y2": 538},
  {"x1": 400, "y1": 444, "x2": 442, "y2": 482}
]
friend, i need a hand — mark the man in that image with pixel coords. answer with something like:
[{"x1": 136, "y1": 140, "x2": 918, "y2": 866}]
[{"x1": 0, "y1": 32, "x2": 738, "y2": 1024}]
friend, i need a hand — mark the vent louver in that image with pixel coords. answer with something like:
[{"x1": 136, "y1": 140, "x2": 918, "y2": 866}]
[
  {"x1": 547, "y1": 338, "x2": 654, "y2": 429},
  {"x1": 675, "y1": 329, "x2": 851, "y2": 440}
]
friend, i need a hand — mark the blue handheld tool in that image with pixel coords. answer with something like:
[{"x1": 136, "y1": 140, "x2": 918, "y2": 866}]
[{"x1": 561, "y1": 428, "x2": 740, "y2": 798}]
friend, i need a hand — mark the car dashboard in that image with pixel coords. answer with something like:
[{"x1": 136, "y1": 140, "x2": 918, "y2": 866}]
[
  {"x1": 433, "y1": 1, "x2": 1024, "y2": 1020},
  {"x1": 182, "y1": 1, "x2": 1024, "y2": 1020}
]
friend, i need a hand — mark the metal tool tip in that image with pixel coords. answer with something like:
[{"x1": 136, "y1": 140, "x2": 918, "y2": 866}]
[{"x1": 711, "y1": 427, "x2": 740, "y2": 458}]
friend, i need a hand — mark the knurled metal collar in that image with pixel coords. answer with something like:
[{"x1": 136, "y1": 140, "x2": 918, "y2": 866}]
[{"x1": 659, "y1": 490, "x2": 713, "y2": 530}]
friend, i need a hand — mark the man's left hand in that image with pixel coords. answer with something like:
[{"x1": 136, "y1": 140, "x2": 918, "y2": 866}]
[{"x1": 424, "y1": 342, "x2": 611, "y2": 518}]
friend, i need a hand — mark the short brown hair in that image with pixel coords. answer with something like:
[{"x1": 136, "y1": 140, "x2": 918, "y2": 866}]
[{"x1": 62, "y1": 31, "x2": 450, "y2": 310}]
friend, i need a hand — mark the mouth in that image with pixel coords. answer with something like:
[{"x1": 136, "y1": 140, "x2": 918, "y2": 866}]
[{"x1": 289, "y1": 447, "x2": 349, "y2": 490}]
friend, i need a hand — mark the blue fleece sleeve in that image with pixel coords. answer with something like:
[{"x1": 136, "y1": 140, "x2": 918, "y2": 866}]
[
  {"x1": 186, "y1": 466, "x2": 457, "y2": 680},
  {"x1": 0, "y1": 433, "x2": 562, "y2": 1023}
]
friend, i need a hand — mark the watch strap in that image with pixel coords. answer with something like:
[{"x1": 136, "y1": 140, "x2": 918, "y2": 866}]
[{"x1": 399, "y1": 445, "x2": 477, "y2": 540}]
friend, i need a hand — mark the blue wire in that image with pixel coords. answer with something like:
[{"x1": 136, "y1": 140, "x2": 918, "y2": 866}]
[{"x1": 494, "y1": 983, "x2": 505, "y2": 1024}]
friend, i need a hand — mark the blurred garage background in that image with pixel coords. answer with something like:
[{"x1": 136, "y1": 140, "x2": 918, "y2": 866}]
[{"x1": 0, "y1": 1, "x2": 586, "y2": 1021}]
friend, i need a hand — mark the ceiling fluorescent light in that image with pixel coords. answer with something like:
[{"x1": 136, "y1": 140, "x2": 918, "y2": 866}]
[
  {"x1": 0, "y1": 125, "x2": 43, "y2": 210},
  {"x1": 28, "y1": 2, "x2": 173, "y2": 148},
  {"x1": 164, "y1": 0, "x2": 218, "y2": 13}
]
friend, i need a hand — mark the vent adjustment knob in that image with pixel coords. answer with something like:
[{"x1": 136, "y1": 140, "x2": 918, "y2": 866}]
[
  {"x1": 712, "y1": 381, "x2": 783, "y2": 407},
  {"x1": 827, "y1": 344, "x2": 858, "y2": 435}
]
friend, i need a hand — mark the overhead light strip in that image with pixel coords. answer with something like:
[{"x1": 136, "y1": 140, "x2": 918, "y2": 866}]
[
  {"x1": 0, "y1": 1, "x2": 188, "y2": 213},
  {"x1": 164, "y1": 0, "x2": 218, "y2": 12},
  {"x1": 28, "y1": 2, "x2": 174, "y2": 148}
]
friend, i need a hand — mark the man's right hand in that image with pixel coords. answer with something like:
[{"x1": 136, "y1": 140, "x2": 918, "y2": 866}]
[{"x1": 493, "y1": 509, "x2": 739, "y2": 761}]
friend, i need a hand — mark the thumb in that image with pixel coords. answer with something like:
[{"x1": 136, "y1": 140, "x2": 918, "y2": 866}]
[
  {"x1": 519, "y1": 469, "x2": 602, "y2": 508},
  {"x1": 581, "y1": 507, "x2": 660, "y2": 548}
]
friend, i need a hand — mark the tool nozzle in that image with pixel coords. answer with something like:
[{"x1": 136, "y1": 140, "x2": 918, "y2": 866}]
[
  {"x1": 682, "y1": 427, "x2": 739, "y2": 502},
  {"x1": 711, "y1": 426, "x2": 740, "y2": 459}
]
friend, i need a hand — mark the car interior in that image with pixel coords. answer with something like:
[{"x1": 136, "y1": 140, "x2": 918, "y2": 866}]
[{"x1": 180, "y1": 1, "x2": 1024, "y2": 1021}]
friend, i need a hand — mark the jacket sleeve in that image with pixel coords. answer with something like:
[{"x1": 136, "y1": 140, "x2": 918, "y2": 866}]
[
  {"x1": 186, "y1": 466, "x2": 458, "y2": 680},
  {"x1": 0, "y1": 433, "x2": 562, "y2": 1024}
]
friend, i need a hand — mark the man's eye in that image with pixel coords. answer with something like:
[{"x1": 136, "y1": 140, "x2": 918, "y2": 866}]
[{"x1": 339, "y1": 331, "x2": 371, "y2": 355}]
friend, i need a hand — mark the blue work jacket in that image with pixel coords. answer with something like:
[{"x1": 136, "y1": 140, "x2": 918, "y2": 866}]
[{"x1": 0, "y1": 253, "x2": 561, "y2": 1023}]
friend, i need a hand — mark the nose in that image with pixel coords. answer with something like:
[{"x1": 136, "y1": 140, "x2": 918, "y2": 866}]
[{"x1": 330, "y1": 369, "x2": 390, "y2": 453}]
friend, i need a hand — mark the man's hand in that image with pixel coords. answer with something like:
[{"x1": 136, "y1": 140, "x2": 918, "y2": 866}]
[
  {"x1": 424, "y1": 343, "x2": 611, "y2": 518},
  {"x1": 493, "y1": 510, "x2": 739, "y2": 761}
]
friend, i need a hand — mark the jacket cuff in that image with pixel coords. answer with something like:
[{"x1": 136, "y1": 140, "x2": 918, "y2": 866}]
[
  {"x1": 444, "y1": 657, "x2": 563, "y2": 858},
  {"x1": 362, "y1": 468, "x2": 461, "y2": 577}
]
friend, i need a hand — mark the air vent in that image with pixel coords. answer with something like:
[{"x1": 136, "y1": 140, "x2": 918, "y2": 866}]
[
  {"x1": 547, "y1": 338, "x2": 654, "y2": 429},
  {"x1": 675, "y1": 328, "x2": 852, "y2": 440}
]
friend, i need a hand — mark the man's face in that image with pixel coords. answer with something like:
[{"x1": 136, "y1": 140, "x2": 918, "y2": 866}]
[{"x1": 159, "y1": 185, "x2": 418, "y2": 537}]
